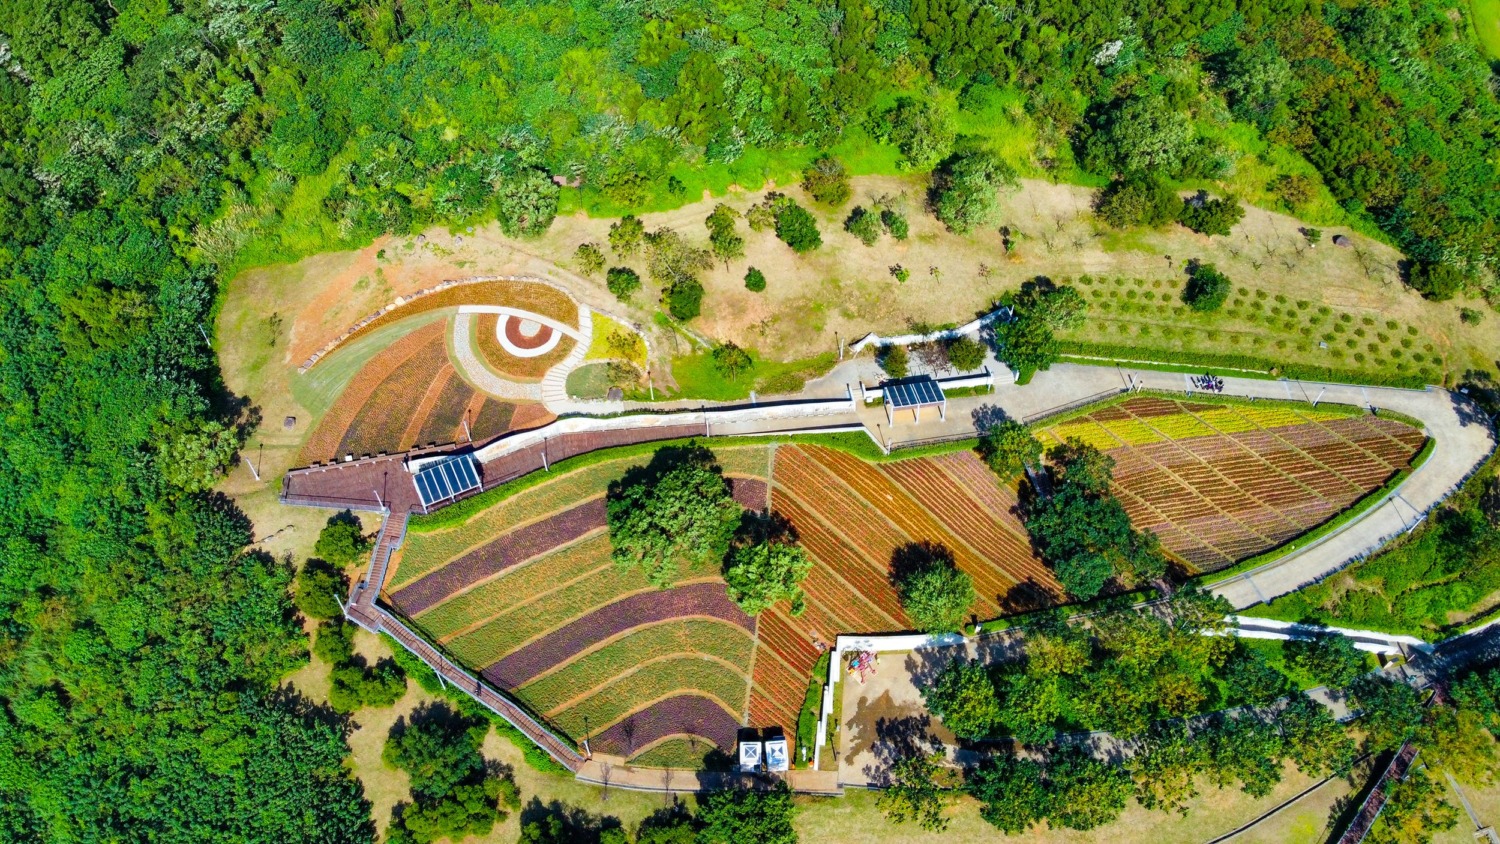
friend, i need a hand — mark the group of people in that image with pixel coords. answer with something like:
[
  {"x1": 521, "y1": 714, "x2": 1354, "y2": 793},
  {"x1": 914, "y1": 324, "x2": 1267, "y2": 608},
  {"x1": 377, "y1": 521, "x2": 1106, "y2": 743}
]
[{"x1": 1192, "y1": 373, "x2": 1225, "y2": 393}]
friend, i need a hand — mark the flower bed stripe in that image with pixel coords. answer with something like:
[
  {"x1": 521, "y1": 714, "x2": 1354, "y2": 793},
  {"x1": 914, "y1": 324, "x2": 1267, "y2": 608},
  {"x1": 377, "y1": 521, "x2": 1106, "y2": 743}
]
[
  {"x1": 514, "y1": 618, "x2": 755, "y2": 710},
  {"x1": 413, "y1": 534, "x2": 613, "y2": 639},
  {"x1": 393, "y1": 498, "x2": 608, "y2": 614},
  {"x1": 591, "y1": 694, "x2": 743, "y2": 756},
  {"x1": 485, "y1": 585, "x2": 754, "y2": 688},
  {"x1": 549, "y1": 660, "x2": 749, "y2": 739},
  {"x1": 300, "y1": 319, "x2": 449, "y2": 464}
]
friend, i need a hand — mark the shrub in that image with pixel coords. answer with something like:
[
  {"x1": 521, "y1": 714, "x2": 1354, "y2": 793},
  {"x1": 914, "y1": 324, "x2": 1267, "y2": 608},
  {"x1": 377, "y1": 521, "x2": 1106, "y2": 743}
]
[
  {"x1": 314, "y1": 512, "x2": 369, "y2": 567},
  {"x1": 880, "y1": 344, "x2": 909, "y2": 379},
  {"x1": 295, "y1": 558, "x2": 348, "y2": 620},
  {"x1": 1460, "y1": 307, "x2": 1484, "y2": 325},
  {"x1": 844, "y1": 206, "x2": 882, "y2": 246},
  {"x1": 929, "y1": 150, "x2": 1018, "y2": 234},
  {"x1": 605, "y1": 266, "x2": 641, "y2": 300},
  {"x1": 947, "y1": 336, "x2": 986, "y2": 371},
  {"x1": 1178, "y1": 193, "x2": 1245, "y2": 236},
  {"x1": 801, "y1": 155, "x2": 851, "y2": 206},
  {"x1": 1094, "y1": 176, "x2": 1181, "y2": 228},
  {"x1": 875, "y1": 97, "x2": 955, "y2": 170},
  {"x1": 743, "y1": 267, "x2": 766, "y2": 292},
  {"x1": 663, "y1": 278, "x2": 704, "y2": 320},
  {"x1": 770, "y1": 195, "x2": 822, "y2": 252},
  {"x1": 881, "y1": 207, "x2": 910, "y2": 239},
  {"x1": 313, "y1": 619, "x2": 356, "y2": 664},
  {"x1": 1183, "y1": 263, "x2": 1232, "y2": 312},
  {"x1": 1407, "y1": 262, "x2": 1466, "y2": 301}
]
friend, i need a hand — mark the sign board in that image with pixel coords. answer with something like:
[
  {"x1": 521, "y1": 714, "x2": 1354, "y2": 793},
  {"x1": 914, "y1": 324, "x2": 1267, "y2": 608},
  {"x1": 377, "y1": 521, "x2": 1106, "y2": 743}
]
[
  {"x1": 764, "y1": 737, "x2": 789, "y2": 772},
  {"x1": 738, "y1": 741, "x2": 763, "y2": 772}
]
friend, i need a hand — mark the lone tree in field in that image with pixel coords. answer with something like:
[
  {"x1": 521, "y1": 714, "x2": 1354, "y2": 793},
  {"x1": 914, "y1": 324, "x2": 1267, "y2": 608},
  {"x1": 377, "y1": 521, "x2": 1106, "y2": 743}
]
[
  {"x1": 723, "y1": 515, "x2": 812, "y2": 616},
  {"x1": 892, "y1": 542, "x2": 975, "y2": 633},
  {"x1": 929, "y1": 150, "x2": 1018, "y2": 234},
  {"x1": 609, "y1": 214, "x2": 645, "y2": 256},
  {"x1": 607, "y1": 445, "x2": 741, "y2": 588},
  {"x1": 1183, "y1": 262, "x2": 1231, "y2": 312},
  {"x1": 977, "y1": 420, "x2": 1042, "y2": 482},
  {"x1": 767, "y1": 193, "x2": 822, "y2": 252},
  {"x1": 711, "y1": 342, "x2": 752, "y2": 379},
  {"x1": 606, "y1": 266, "x2": 641, "y2": 300}
]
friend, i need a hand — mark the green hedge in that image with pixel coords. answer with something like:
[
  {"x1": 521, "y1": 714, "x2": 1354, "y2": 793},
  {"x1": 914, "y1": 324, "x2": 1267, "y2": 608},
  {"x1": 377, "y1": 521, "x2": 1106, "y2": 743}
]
[
  {"x1": 1057, "y1": 341, "x2": 1432, "y2": 389},
  {"x1": 795, "y1": 651, "x2": 831, "y2": 768}
]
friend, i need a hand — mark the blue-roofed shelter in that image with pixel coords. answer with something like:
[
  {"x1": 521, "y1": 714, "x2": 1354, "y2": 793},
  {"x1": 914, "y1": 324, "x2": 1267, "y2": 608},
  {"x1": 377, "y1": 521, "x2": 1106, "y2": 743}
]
[
  {"x1": 884, "y1": 375, "x2": 946, "y2": 425},
  {"x1": 412, "y1": 453, "x2": 481, "y2": 510}
]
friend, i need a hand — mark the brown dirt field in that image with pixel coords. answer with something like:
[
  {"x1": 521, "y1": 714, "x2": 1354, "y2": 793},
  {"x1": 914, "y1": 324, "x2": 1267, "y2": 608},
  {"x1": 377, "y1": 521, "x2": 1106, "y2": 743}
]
[{"x1": 472, "y1": 313, "x2": 575, "y2": 381}]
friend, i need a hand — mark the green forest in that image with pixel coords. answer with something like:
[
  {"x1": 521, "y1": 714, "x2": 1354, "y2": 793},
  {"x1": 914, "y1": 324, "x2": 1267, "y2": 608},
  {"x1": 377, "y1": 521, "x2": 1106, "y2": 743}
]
[{"x1": 0, "y1": 0, "x2": 1497, "y2": 838}]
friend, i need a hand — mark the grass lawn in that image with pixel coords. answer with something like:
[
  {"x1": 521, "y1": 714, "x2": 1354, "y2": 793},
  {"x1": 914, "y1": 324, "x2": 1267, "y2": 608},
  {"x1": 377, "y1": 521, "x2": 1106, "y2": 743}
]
[
  {"x1": 1470, "y1": 0, "x2": 1500, "y2": 60},
  {"x1": 661, "y1": 349, "x2": 838, "y2": 401}
]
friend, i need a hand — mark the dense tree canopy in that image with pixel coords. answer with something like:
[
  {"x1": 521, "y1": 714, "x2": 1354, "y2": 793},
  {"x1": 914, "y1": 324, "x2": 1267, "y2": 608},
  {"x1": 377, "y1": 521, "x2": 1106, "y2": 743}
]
[
  {"x1": 606, "y1": 446, "x2": 742, "y2": 587},
  {"x1": 1, "y1": 0, "x2": 1497, "y2": 835},
  {"x1": 1025, "y1": 439, "x2": 1168, "y2": 598}
]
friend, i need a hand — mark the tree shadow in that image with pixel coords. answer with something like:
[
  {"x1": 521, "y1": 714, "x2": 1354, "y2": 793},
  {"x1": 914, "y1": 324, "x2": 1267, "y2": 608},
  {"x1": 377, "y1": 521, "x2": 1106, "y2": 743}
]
[
  {"x1": 609, "y1": 443, "x2": 720, "y2": 497},
  {"x1": 733, "y1": 508, "x2": 798, "y2": 546},
  {"x1": 1452, "y1": 369, "x2": 1500, "y2": 428},
  {"x1": 862, "y1": 714, "x2": 940, "y2": 785},
  {"x1": 519, "y1": 797, "x2": 624, "y2": 844},
  {"x1": 889, "y1": 540, "x2": 958, "y2": 588},
  {"x1": 387, "y1": 700, "x2": 485, "y2": 746},
  {"x1": 999, "y1": 579, "x2": 1057, "y2": 614},
  {"x1": 971, "y1": 403, "x2": 1012, "y2": 431}
]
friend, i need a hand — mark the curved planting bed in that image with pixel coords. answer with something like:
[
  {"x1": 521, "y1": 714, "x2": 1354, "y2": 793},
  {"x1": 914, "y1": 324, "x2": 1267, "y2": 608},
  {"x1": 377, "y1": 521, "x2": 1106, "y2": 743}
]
[
  {"x1": 591, "y1": 695, "x2": 742, "y2": 757},
  {"x1": 483, "y1": 585, "x2": 754, "y2": 688},
  {"x1": 474, "y1": 313, "x2": 574, "y2": 381},
  {"x1": 392, "y1": 498, "x2": 607, "y2": 614}
]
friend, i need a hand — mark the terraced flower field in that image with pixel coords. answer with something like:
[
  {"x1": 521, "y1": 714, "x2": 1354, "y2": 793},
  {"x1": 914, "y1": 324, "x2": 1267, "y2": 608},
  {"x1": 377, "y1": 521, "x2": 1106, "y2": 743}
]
[
  {"x1": 389, "y1": 444, "x2": 774, "y2": 761},
  {"x1": 380, "y1": 400, "x2": 1424, "y2": 766},
  {"x1": 300, "y1": 317, "x2": 542, "y2": 464},
  {"x1": 749, "y1": 445, "x2": 1053, "y2": 730},
  {"x1": 1037, "y1": 396, "x2": 1428, "y2": 571}
]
